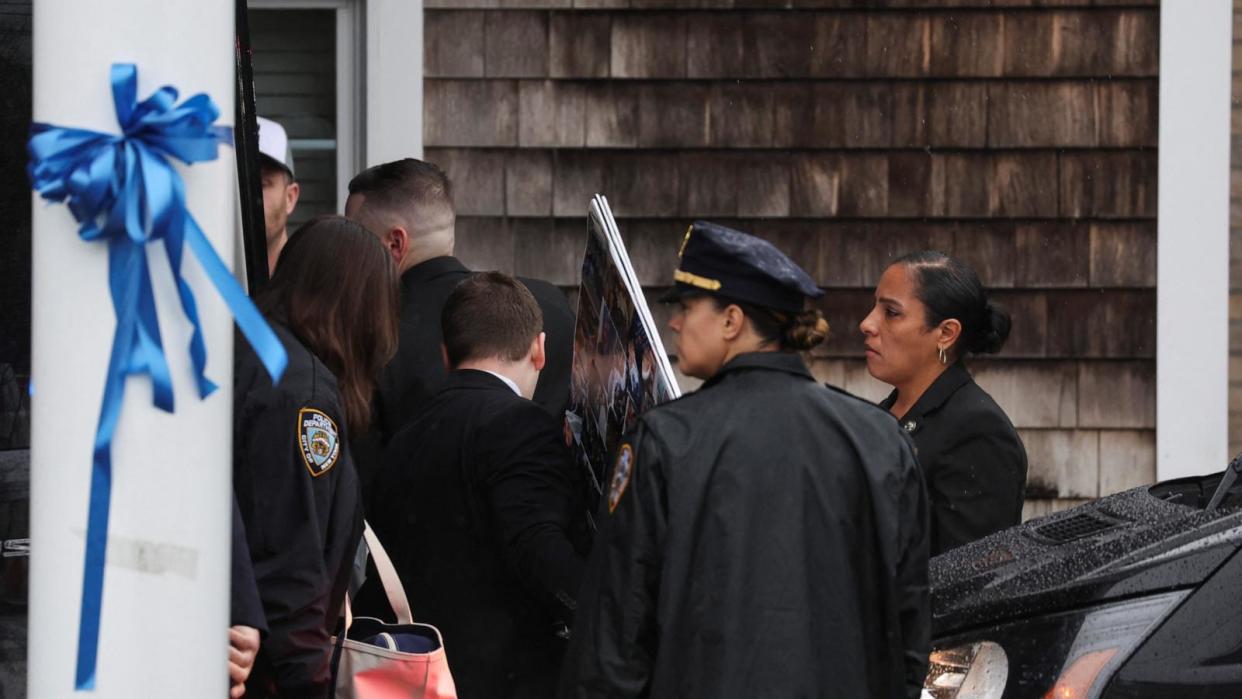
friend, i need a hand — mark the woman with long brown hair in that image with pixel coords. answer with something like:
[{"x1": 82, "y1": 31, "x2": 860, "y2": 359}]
[{"x1": 232, "y1": 215, "x2": 398, "y2": 697}]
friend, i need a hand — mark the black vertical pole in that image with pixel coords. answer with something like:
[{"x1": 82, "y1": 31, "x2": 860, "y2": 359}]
[{"x1": 234, "y1": 0, "x2": 269, "y2": 294}]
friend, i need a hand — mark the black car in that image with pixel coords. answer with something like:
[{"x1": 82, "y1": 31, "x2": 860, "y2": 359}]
[{"x1": 924, "y1": 466, "x2": 1242, "y2": 698}]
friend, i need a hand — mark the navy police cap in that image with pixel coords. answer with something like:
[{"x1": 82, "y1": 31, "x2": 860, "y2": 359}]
[{"x1": 660, "y1": 221, "x2": 823, "y2": 313}]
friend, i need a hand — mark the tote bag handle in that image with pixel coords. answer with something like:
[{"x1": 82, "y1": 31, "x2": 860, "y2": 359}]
[{"x1": 361, "y1": 521, "x2": 413, "y2": 625}]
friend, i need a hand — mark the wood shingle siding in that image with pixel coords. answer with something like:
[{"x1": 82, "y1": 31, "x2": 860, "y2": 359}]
[
  {"x1": 427, "y1": 11, "x2": 487, "y2": 77},
  {"x1": 429, "y1": 147, "x2": 1154, "y2": 220},
  {"x1": 426, "y1": 0, "x2": 1159, "y2": 7},
  {"x1": 427, "y1": 79, "x2": 1156, "y2": 149},
  {"x1": 428, "y1": 2, "x2": 1161, "y2": 512}
]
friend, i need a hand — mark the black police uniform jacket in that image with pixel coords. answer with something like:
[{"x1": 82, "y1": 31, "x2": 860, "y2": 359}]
[
  {"x1": 879, "y1": 361, "x2": 1027, "y2": 555},
  {"x1": 561, "y1": 352, "x2": 930, "y2": 699},
  {"x1": 365, "y1": 369, "x2": 591, "y2": 698},
  {"x1": 230, "y1": 493, "x2": 267, "y2": 635},
  {"x1": 233, "y1": 320, "x2": 363, "y2": 698}
]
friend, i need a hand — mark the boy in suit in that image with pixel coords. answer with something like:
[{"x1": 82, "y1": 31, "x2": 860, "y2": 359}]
[{"x1": 365, "y1": 272, "x2": 589, "y2": 699}]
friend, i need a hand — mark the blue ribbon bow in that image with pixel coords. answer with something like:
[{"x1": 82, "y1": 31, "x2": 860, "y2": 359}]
[{"x1": 28, "y1": 63, "x2": 288, "y2": 691}]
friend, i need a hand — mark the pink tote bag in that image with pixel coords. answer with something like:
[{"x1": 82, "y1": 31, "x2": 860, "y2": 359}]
[{"x1": 331, "y1": 523, "x2": 458, "y2": 699}]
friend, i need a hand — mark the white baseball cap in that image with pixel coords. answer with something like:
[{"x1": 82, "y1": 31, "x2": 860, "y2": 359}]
[{"x1": 256, "y1": 116, "x2": 295, "y2": 178}]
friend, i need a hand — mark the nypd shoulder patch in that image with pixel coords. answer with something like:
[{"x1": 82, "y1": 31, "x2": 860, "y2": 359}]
[
  {"x1": 297, "y1": 407, "x2": 340, "y2": 477},
  {"x1": 608, "y1": 443, "x2": 634, "y2": 513}
]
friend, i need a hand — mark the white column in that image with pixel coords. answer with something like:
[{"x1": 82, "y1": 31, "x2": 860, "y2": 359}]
[
  {"x1": 28, "y1": 1, "x2": 235, "y2": 696},
  {"x1": 366, "y1": 0, "x2": 423, "y2": 163},
  {"x1": 1157, "y1": 0, "x2": 1233, "y2": 479}
]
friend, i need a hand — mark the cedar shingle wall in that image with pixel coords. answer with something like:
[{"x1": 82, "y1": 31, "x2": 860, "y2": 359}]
[{"x1": 427, "y1": 0, "x2": 1161, "y2": 518}]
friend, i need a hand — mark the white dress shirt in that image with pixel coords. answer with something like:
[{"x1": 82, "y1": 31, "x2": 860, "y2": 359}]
[{"x1": 481, "y1": 369, "x2": 521, "y2": 397}]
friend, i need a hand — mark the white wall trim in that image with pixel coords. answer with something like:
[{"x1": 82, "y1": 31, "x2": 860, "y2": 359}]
[
  {"x1": 1157, "y1": 0, "x2": 1233, "y2": 479},
  {"x1": 336, "y1": 1, "x2": 363, "y2": 209},
  {"x1": 365, "y1": 0, "x2": 423, "y2": 164}
]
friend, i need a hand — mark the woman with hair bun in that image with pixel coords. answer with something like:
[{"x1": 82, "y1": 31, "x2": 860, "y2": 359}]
[
  {"x1": 563, "y1": 222, "x2": 930, "y2": 699},
  {"x1": 860, "y1": 250, "x2": 1027, "y2": 556}
]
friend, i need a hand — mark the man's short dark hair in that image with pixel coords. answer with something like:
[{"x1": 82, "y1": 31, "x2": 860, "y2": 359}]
[
  {"x1": 259, "y1": 155, "x2": 292, "y2": 184},
  {"x1": 347, "y1": 158, "x2": 453, "y2": 213},
  {"x1": 442, "y1": 272, "x2": 543, "y2": 366}
]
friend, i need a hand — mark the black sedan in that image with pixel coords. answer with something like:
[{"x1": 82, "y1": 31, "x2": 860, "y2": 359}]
[{"x1": 923, "y1": 464, "x2": 1242, "y2": 698}]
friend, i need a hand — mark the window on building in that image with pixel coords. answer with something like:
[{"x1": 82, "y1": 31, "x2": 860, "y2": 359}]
[{"x1": 248, "y1": 2, "x2": 360, "y2": 228}]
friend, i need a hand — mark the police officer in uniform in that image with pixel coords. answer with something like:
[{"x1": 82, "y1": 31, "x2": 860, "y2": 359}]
[
  {"x1": 560, "y1": 222, "x2": 930, "y2": 699},
  {"x1": 233, "y1": 216, "x2": 399, "y2": 697}
]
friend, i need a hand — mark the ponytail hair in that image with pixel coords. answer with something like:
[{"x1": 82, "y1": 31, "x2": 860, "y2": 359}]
[
  {"x1": 706, "y1": 295, "x2": 830, "y2": 352},
  {"x1": 969, "y1": 302, "x2": 1011, "y2": 355},
  {"x1": 892, "y1": 250, "x2": 1011, "y2": 357},
  {"x1": 782, "y1": 309, "x2": 831, "y2": 351}
]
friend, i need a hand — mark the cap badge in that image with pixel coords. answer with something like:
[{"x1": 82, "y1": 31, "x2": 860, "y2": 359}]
[
  {"x1": 678, "y1": 224, "x2": 693, "y2": 258},
  {"x1": 672, "y1": 269, "x2": 722, "y2": 291}
]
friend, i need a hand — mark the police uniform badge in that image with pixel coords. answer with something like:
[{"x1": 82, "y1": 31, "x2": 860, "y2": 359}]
[
  {"x1": 608, "y1": 443, "x2": 634, "y2": 513},
  {"x1": 298, "y1": 408, "x2": 340, "y2": 477}
]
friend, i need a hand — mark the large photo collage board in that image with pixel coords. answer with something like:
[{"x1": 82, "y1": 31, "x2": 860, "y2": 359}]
[{"x1": 566, "y1": 196, "x2": 680, "y2": 523}]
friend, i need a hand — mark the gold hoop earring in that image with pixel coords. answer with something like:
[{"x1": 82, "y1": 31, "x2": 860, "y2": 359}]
[{"x1": 938, "y1": 346, "x2": 947, "y2": 365}]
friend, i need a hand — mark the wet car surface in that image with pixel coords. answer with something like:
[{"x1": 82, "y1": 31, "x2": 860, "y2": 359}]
[{"x1": 925, "y1": 471, "x2": 1242, "y2": 698}]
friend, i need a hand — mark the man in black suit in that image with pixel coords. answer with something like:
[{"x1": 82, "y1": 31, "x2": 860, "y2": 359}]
[
  {"x1": 366, "y1": 272, "x2": 589, "y2": 699},
  {"x1": 344, "y1": 159, "x2": 574, "y2": 447}
]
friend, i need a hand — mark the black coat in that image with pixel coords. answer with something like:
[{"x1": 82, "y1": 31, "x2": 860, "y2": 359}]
[
  {"x1": 375, "y1": 255, "x2": 574, "y2": 438},
  {"x1": 364, "y1": 370, "x2": 591, "y2": 699},
  {"x1": 879, "y1": 361, "x2": 1027, "y2": 556},
  {"x1": 560, "y1": 352, "x2": 930, "y2": 699},
  {"x1": 233, "y1": 321, "x2": 363, "y2": 698},
  {"x1": 230, "y1": 494, "x2": 267, "y2": 634},
  {"x1": 357, "y1": 256, "x2": 575, "y2": 501}
]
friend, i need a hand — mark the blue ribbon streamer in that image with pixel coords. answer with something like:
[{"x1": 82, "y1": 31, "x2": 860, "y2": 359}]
[{"x1": 27, "y1": 63, "x2": 288, "y2": 691}]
